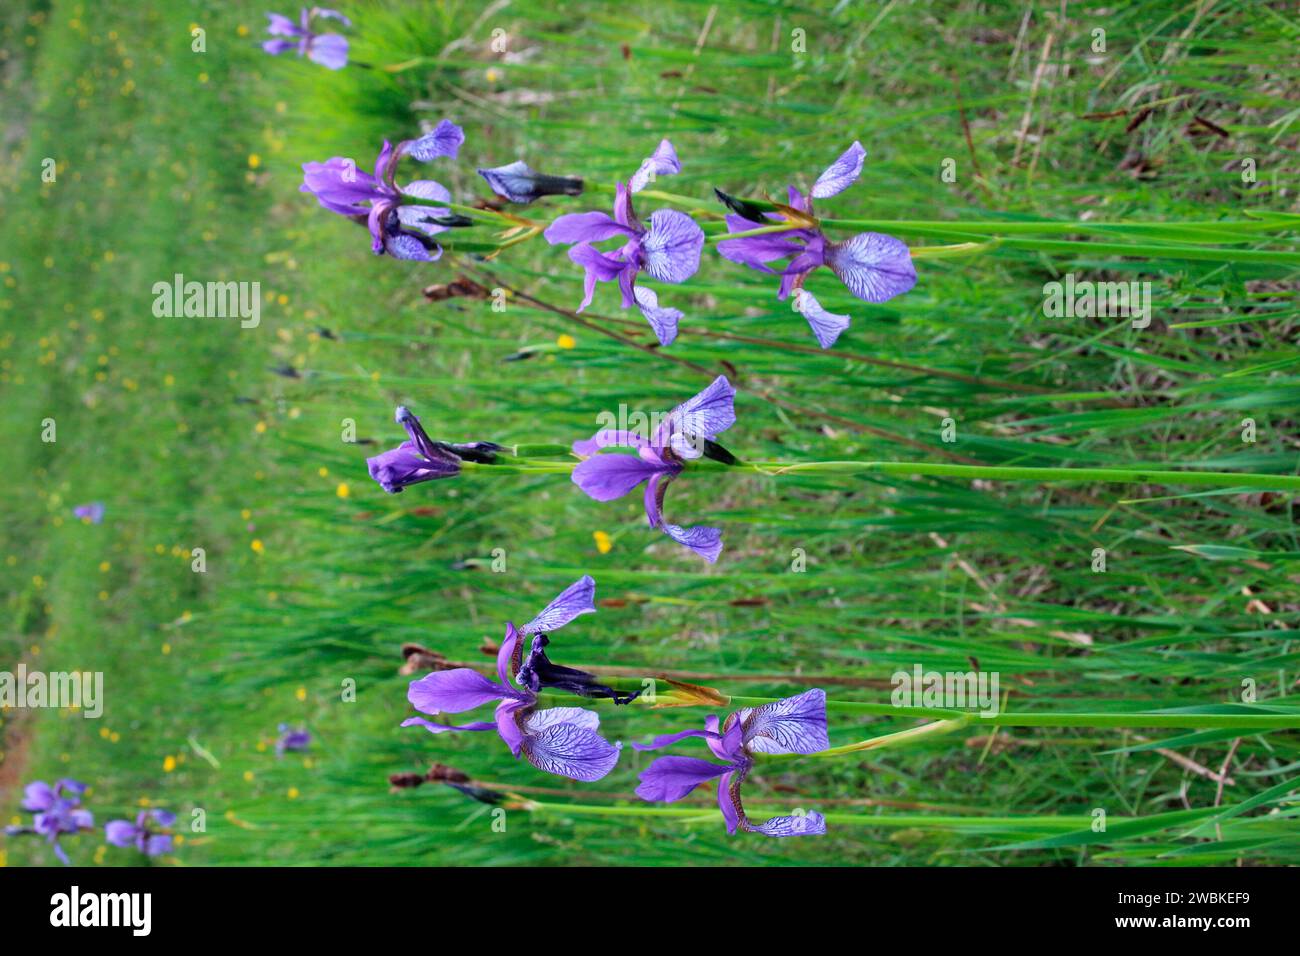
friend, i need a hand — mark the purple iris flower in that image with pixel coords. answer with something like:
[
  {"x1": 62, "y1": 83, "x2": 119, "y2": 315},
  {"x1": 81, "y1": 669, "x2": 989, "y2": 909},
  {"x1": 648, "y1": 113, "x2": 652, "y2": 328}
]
[
  {"x1": 300, "y1": 119, "x2": 466, "y2": 260},
  {"x1": 635, "y1": 689, "x2": 829, "y2": 837},
  {"x1": 367, "y1": 404, "x2": 502, "y2": 493},
  {"x1": 543, "y1": 140, "x2": 703, "y2": 346},
  {"x1": 571, "y1": 375, "x2": 735, "y2": 563},
  {"x1": 5, "y1": 779, "x2": 94, "y2": 864},
  {"x1": 73, "y1": 502, "x2": 105, "y2": 523},
  {"x1": 105, "y1": 809, "x2": 176, "y2": 857},
  {"x1": 263, "y1": 8, "x2": 351, "y2": 70},
  {"x1": 276, "y1": 724, "x2": 312, "y2": 756},
  {"x1": 716, "y1": 141, "x2": 917, "y2": 349},
  {"x1": 401, "y1": 576, "x2": 634, "y2": 782},
  {"x1": 477, "y1": 161, "x2": 584, "y2": 205}
]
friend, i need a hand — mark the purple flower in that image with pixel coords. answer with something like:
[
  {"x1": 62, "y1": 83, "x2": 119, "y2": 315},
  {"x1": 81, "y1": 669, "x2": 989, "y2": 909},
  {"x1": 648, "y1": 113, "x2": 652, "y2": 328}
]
[
  {"x1": 543, "y1": 140, "x2": 703, "y2": 346},
  {"x1": 367, "y1": 404, "x2": 501, "y2": 494},
  {"x1": 477, "y1": 160, "x2": 583, "y2": 205},
  {"x1": 401, "y1": 576, "x2": 634, "y2": 782},
  {"x1": 73, "y1": 502, "x2": 105, "y2": 524},
  {"x1": 628, "y1": 139, "x2": 681, "y2": 194},
  {"x1": 7, "y1": 779, "x2": 94, "y2": 864},
  {"x1": 263, "y1": 8, "x2": 351, "y2": 70},
  {"x1": 635, "y1": 689, "x2": 829, "y2": 837},
  {"x1": 300, "y1": 120, "x2": 467, "y2": 260},
  {"x1": 571, "y1": 376, "x2": 735, "y2": 563},
  {"x1": 716, "y1": 141, "x2": 916, "y2": 348},
  {"x1": 276, "y1": 724, "x2": 312, "y2": 756},
  {"x1": 105, "y1": 809, "x2": 176, "y2": 857}
]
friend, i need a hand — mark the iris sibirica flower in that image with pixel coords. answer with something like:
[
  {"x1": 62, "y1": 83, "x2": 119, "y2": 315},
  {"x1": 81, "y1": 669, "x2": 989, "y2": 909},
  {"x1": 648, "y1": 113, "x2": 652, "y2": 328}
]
[
  {"x1": 477, "y1": 161, "x2": 584, "y2": 205},
  {"x1": 73, "y1": 502, "x2": 105, "y2": 524},
  {"x1": 300, "y1": 120, "x2": 467, "y2": 260},
  {"x1": 105, "y1": 809, "x2": 176, "y2": 857},
  {"x1": 716, "y1": 141, "x2": 917, "y2": 348},
  {"x1": 263, "y1": 8, "x2": 351, "y2": 70},
  {"x1": 275, "y1": 724, "x2": 312, "y2": 756},
  {"x1": 4, "y1": 779, "x2": 94, "y2": 864},
  {"x1": 635, "y1": 689, "x2": 829, "y2": 837},
  {"x1": 543, "y1": 139, "x2": 703, "y2": 347},
  {"x1": 571, "y1": 376, "x2": 735, "y2": 563},
  {"x1": 367, "y1": 404, "x2": 502, "y2": 494},
  {"x1": 402, "y1": 576, "x2": 636, "y2": 782}
]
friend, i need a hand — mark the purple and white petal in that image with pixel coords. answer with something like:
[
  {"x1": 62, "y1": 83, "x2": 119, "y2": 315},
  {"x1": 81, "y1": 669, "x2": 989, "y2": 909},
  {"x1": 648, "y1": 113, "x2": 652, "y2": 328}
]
[
  {"x1": 567, "y1": 243, "x2": 628, "y2": 311},
  {"x1": 21, "y1": 782, "x2": 55, "y2": 812},
  {"x1": 403, "y1": 119, "x2": 465, "y2": 162},
  {"x1": 386, "y1": 232, "x2": 439, "y2": 261},
  {"x1": 263, "y1": 38, "x2": 296, "y2": 55},
  {"x1": 629, "y1": 138, "x2": 681, "y2": 193},
  {"x1": 521, "y1": 723, "x2": 621, "y2": 782},
  {"x1": 520, "y1": 575, "x2": 597, "y2": 635},
  {"x1": 661, "y1": 522, "x2": 724, "y2": 563},
  {"x1": 147, "y1": 810, "x2": 177, "y2": 828},
  {"x1": 311, "y1": 8, "x2": 352, "y2": 26},
  {"x1": 543, "y1": 212, "x2": 635, "y2": 246},
  {"x1": 633, "y1": 285, "x2": 681, "y2": 346},
  {"x1": 306, "y1": 33, "x2": 349, "y2": 70},
  {"x1": 104, "y1": 820, "x2": 138, "y2": 848},
  {"x1": 400, "y1": 716, "x2": 498, "y2": 734},
  {"x1": 747, "y1": 809, "x2": 827, "y2": 837},
  {"x1": 635, "y1": 756, "x2": 729, "y2": 802},
  {"x1": 407, "y1": 668, "x2": 512, "y2": 715},
  {"x1": 641, "y1": 210, "x2": 704, "y2": 284},
  {"x1": 143, "y1": 834, "x2": 175, "y2": 856},
  {"x1": 659, "y1": 375, "x2": 736, "y2": 457},
  {"x1": 811, "y1": 141, "x2": 866, "y2": 199},
  {"x1": 793, "y1": 288, "x2": 851, "y2": 349},
  {"x1": 525, "y1": 706, "x2": 600, "y2": 734},
  {"x1": 571, "y1": 452, "x2": 662, "y2": 502},
  {"x1": 736, "y1": 688, "x2": 829, "y2": 755},
  {"x1": 266, "y1": 13, "x2": 301, "y2": 36},
  {"x1": 824, "y1": 232, "x2": 917, "y2": 303}
]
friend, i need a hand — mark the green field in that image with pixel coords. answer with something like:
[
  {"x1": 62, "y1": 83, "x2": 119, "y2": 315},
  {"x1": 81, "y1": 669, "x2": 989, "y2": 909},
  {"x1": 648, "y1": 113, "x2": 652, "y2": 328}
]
[{"x1": 2, "y1": 0, "x2": 1298, "y2": 866}]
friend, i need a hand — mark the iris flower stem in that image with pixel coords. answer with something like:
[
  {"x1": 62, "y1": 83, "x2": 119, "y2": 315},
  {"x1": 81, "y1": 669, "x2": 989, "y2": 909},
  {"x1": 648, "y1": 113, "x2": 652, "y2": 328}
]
[
  {"x1": 530, "y1": 689, "x2": 1300, "y2": 730},
  {"x1": 462, "y1": 457, "x2": 1300, "y2": 492}
]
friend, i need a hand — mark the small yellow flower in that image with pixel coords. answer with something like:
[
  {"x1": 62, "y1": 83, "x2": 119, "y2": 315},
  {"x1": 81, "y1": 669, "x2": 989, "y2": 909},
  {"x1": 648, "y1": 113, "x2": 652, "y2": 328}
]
[
  {"x1": 255, "y1": 421, "x2": 267, "y2": 434},
  {"x1": 593, "y1": 530, "x2": 613, "y2": 554},
  {"x1": 556, "y1": 334, "x2": 577, "y2": 350},
  {"x1": 287, "y1": 787, "x2": 300, "y2": 799},
  {"x1": 248, "y1": 153, "x2": 261, "y2": 169},
  {"x1": 317, "y1": 467, "x2": 329, "y2": 478},
  {"x1": 295, "y1": 686, "x2": 307, "y2": 702},
  {"x1": 110, "y1": 732, "x2": 121, "y2": 743},
  {"x1": 93, "y1": 845, "x2": 106, "y2": 864},
  {"x1": 250, "y1": 539, "x2": 264, "y2": 554},
  {"x1": 99, "y1": 561, "x2": 110, "y2": 572},
  {"x1": 336, "y1": 482, "x2": 350, "y2": 499},
  {"x1": 243, "y1": 771, "x2": 254, "y2": 782},
  {"x1": 162, "y1": 643, "x2": 171, "y2": 655},
  {"x1": 163, "y1": 755, "x2": 176, "y2": 773}
]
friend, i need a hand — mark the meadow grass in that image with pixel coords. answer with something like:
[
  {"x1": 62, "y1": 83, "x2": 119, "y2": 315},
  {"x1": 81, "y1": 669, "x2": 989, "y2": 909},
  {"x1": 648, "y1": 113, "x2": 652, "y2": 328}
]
[{"x1": 1, "y1": 0, "x2": 1297, "y2": 866}]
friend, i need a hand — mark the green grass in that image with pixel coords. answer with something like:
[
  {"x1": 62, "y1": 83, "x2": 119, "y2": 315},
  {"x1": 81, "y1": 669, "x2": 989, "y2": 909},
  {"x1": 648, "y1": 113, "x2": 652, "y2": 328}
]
[{"x1": 1, "y1": 0, "x2": 1298, "y2": 867}]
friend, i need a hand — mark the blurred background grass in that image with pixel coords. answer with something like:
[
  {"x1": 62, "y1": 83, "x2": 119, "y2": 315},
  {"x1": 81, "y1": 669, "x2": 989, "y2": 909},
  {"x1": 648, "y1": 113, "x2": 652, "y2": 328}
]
[{"x1": 1, "y1": 0, "x2": 1297, "y2": 866}]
